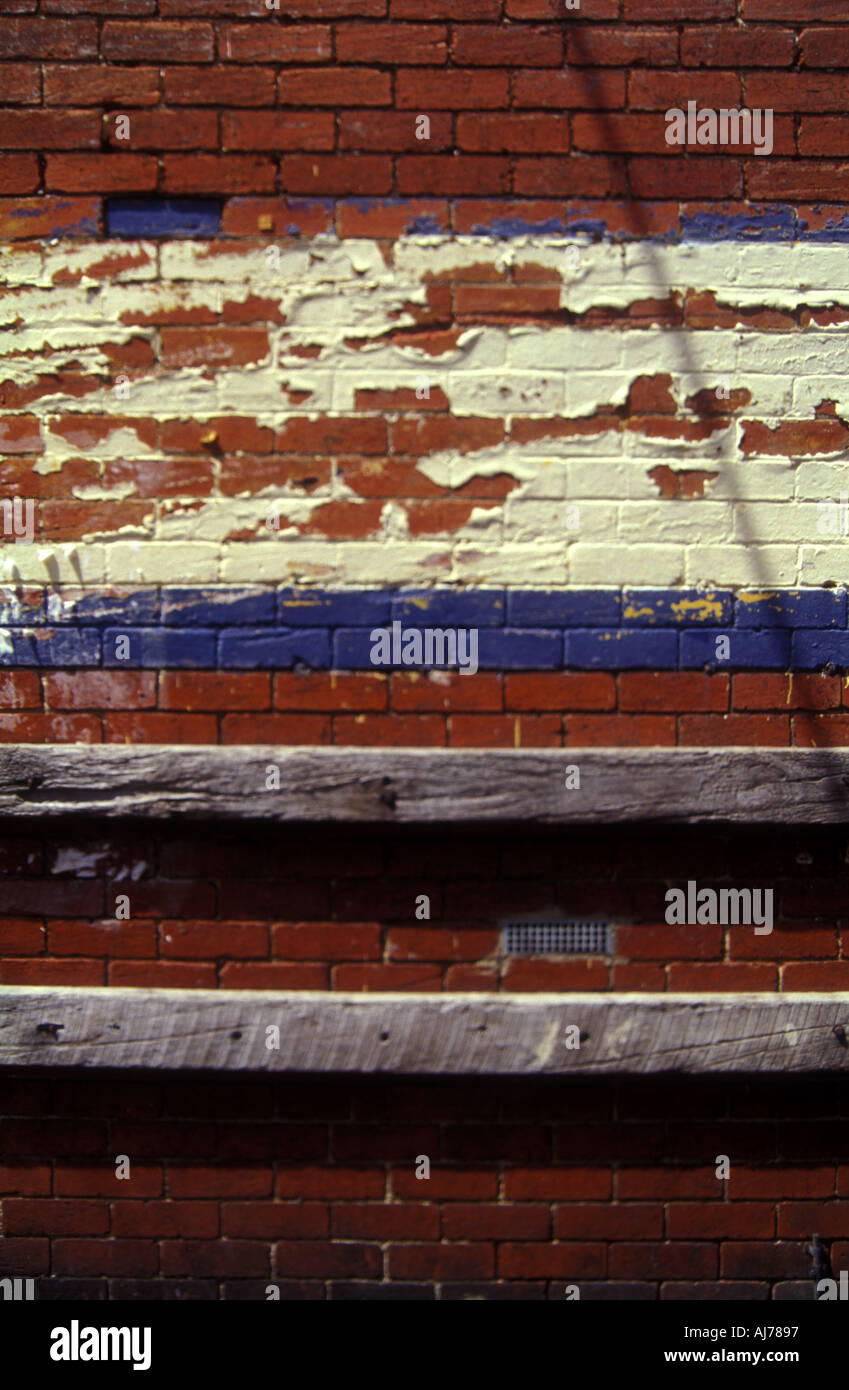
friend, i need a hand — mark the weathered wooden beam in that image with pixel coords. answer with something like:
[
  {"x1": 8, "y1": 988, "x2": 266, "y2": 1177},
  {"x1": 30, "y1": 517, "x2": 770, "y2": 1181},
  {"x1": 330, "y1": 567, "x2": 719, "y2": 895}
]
[
  {"x1": 0, "y1": 745, "x2": 849, "y2": 823},
  {"x1": 2, "y1": 987, "x2": 849, "y2": 1075}
]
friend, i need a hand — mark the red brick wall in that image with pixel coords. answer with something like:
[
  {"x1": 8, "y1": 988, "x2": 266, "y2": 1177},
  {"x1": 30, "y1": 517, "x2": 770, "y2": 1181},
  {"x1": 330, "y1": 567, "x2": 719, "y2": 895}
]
[
  {"x1": 2, "y1": 822, "x2": 846, "y2": 992},
  {"x1": 4, "y1": 669, "x2": 849, "y2": 748},
  {"x1": 0, "y1": 1072, "x2": 839, "y2": 1299},
  {"x1": 0, "y1": 0, "x2": 845, "y2": 208}
]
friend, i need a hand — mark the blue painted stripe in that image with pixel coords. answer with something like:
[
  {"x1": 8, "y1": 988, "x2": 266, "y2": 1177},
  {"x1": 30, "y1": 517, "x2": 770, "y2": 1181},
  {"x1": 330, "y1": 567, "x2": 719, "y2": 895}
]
[
  {"x1": 3, "y1": 587, "x2": 849, "y2": 671},
  {"x1": 97, "y1": 197, "x2": 849, "y2": 244}
]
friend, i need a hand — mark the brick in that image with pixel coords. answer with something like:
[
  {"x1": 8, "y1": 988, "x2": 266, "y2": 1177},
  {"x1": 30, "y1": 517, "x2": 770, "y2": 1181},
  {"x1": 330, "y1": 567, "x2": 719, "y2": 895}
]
[
  {"x1": 568, "y1": 26, "x2": 677, "y2": 65},
  {"x1": 800, "y1": 28, "x2": 849, "y2": 68},
  {"x1": 625, "y1": 0, "x2": 734, "y2": 14},
  {"x1": 667, "y1": 1203, "x2": 775, "y2": 1240},
  {"x1": 278, "y1": 68, "x2": 391, "y2": 105},
  {"x1": 107, "y1": 110, "x2": 219, "y2": 150},
  {"x1": 393, "y1": 1167, "x2": 497, "y2": 1200},
  {"x1": 45, "y1": 154, "x2": 158, "y2": 193},
  {"x1": 113, "y1": 1202, "x2": 219, "y2": 1239},
  {"x1": 162, "y1": 154, "x2": 276, "y2": 194},
  {"x1": 389, "y1": 1242, "x2": 494, "y2": 1280},
  {"x1": 683, "y1": 26, "x2": 794, "y2": 66},
  {"x1": 387, "y1": 928, "x2": 497, "y2": 961},
  {"x1": 513, "y1": 69, "x2": 625, "y2": 108},
  {"x1": 45, "y1": 671, "x2": 155, "y2": 710},
  {"x1": 273, "y1": 1242, "x2": 380, "y2": 1279},
  {"x1": 333, "y1": 1203, "x2": 438, "y2": 1239},
  {"x1": 620, "y1": 672, "x2": 728, "y2": 712},
  {"x1": 610, "y1": 1242, "x2": 716, "y2": 1280},
  {"x1": 0, "y1": 671, "x2": 40, "y2": 709},
  {"x1": 279, "y1": 155, "x2": 392, "y2": 195},
  {"x1": 458, "y1": 113, "x2": 569, "y2": 154},
  {"x1": 275, "y1": 672, "x2": 386, "y2": 711},
  {"x1": 222, "y1": 1203, "x2": 328, "y2": 1239},
  {"x1": 104, "y1": 713, "x2": 218, "y2": 743},
  {"x1": 629, "y1": 70, "x2": 740, "y2": 110},
  {"x1": 221, "y1": 713, "x2": 331, "y2": 743},
  {"x1": 0, "y1": 19, "x2": 97, "y2": 59},
  {"x1": 332, "y1": 963, "x2": 442, "y2": 990},
  {"x1": 56, "y1": 1165, "x2": 163, "y2": 1198},
  {"x1": 160, "y1": 921, "x2": 268, "y2": 960},
  {"x1": 0, "y1": 63, "x2": 40, "y2": 103},
  {"x1": 221, "y1": 111, "x2": 335, "y2": 152},
  {"x1": 4, "y1": 1199, "x2": 109, "y2": 1237},
  {"x1": 45, "y1": 64, "x2": 160, "y2": 106},
  {"x1": 101, "y1": 20, "x2": 214, "y2": 61},
  {"x1": 0, "y1": 1163, "x2": 51, "y2": 1196},
  {"x1": 164, "y1": 66, "x2": 276, "y2": 106},
  {"x1": 733, "y1": 673, "x2": 840, "y2": 711},
  {"x1": 160, "y1": 671, "x2": 270, "y2": 711},
  {"x1": 0, "y1": 154, "x2": 38, "y2": 193},
  {"x1": 337, "y1": 23, "x2": 446, "y2": 64},
  {"x1": 272, "y1": 922, "x2": 381, "y2": 960},
  {"x1": 168, "y1": 1167, "x2": 271, "y2": 1199},
  {"x1": 333, "y1": 714, "x2": 445, "y2": 746},
  {"x1": 730, "y1": 1168, "x2": 835, "y2": 1201},
  {"x1": 339, "y1": 111, "x2": 453, "y2": 152},
  {"x1": 617, "y1": 1169, "x2": 718, "y2": 1201},
  {"x1": 680, "y1": 714, "x2": 789, "y2": 746},
  {"x1": 747, "y1": 74, "x2": 847, "y2": 114},
  {"x1": 161, "y1": 1239, "x2": 268, "y2": 1278},
  {"x1": 48, "y1": 919, "x2": 156, "y2": 959},
  {"x1": 667, "y1": 963, "x2": 778, "y2": 991},
  {"x1": 277, "y1": 1167, "x2": 383, "y2": 1199},
  {"x1": 222, "y1": 24, "x2": 331, "y2": 62},
  {"x1": 396, "y1": 69, "x2": 509, "y2": 109},
  {"x1": 564, "y1": 714, "x2": 676, "y2": 746},
  {"x1": 444, "y1": 1204, "x2": 550, "y2": 1241},
  {"x1": 109, "y1": 962, "x2": 217, "y2": 988},
  {"x1": 504, "y1": 673, "x2": 614, "y2": 711},
  {"x1": 498, "y1": 1242, "x2": 605, "y2": 1279}
]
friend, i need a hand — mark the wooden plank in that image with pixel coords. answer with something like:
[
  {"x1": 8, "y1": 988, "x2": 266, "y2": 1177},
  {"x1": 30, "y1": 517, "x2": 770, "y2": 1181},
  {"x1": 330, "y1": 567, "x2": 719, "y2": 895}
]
[
  {"x1": 2, "y1": 987, "x2": 849, "y2": 1075},
  {"x1": 0, "y1": 745, "x2": 849, "y2": 823}
]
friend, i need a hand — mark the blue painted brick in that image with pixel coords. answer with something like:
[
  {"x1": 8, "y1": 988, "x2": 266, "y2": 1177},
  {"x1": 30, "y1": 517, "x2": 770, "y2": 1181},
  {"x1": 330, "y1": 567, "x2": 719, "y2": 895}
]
[
  {"x1": 734, "y1": 589, "x2": 846, "y2": 629},
  {"x1": 507, "y1": 590, "x2": 620, "y2": 627},
  {"x1": 0, "y1": 631, "x2": 39, "y2": 665},
  {"x1": 622, "y1": 589, "x2": 732, "y2": 626},
  {"x1": 29, "y1": 629, "x2": 101, "y2": 666},
  {"x1": 335, "y1": 626, "x2": 560, "y2": 670},
  {"x1": 392, "y1": 589, "x2": 505, "y2": 627},
  {"x1": 278, "y1": 589, "x2": 390, "y2": 627},
  {"x1": 162, "y1": 587, "x2": 275, "y2": 626},
  {"x1": 0, "y1": 591, "x2": 45, "y2": 625},
  {"x1": 475, "y1": 629, "x2": 562, "y2": 669},
  {"x1": 103, "y1": 628, "x2": 215, "y2": 667},
  {"x1": 218, "y1": 629, "x2": 330, "y2": 669},
  {"x1": 681, "y1": 629, "x2": 790, "y2": 669},
  {"x1": 566, "y1": 630, "x2": 677, "y2": 670},
  {"x1": 334, "y1": 629, "x2": 384, "y2": 668},
  {"x1": 106, "y1": 197, "x2": 221, "y2": 238},
  {"x1": 792, "y1": 631, "x2": 849, "y2": 670},
  {"x1": 49, "y1": 587, "x2": 159, "y2": 626}
]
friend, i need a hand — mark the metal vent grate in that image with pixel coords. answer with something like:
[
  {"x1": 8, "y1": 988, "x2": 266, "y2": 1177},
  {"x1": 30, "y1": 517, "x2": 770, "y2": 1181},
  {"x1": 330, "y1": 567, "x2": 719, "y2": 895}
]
[{"x1": 502, "y1": 919, "x2": 611, "y2": 956}]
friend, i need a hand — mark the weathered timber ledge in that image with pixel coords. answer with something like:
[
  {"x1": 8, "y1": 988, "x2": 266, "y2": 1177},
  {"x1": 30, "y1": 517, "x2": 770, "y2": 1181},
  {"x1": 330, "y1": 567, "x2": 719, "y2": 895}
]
[
  {"x1": 1, "y1": 746, "x2": 849, "y2": 823},
  {"x1": 2, "y1": 988, "x2": 849, "y2": 1075}
]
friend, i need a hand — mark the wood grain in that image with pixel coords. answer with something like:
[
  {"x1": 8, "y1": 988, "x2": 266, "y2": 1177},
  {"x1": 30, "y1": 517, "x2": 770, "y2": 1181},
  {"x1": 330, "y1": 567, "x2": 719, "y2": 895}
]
[
  {"x1": 0, "y1": 746, "x2": 848, "y2": 823},
  {"x1": 2, "y1": 987, "x2": 848, "y2": 1074}
]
